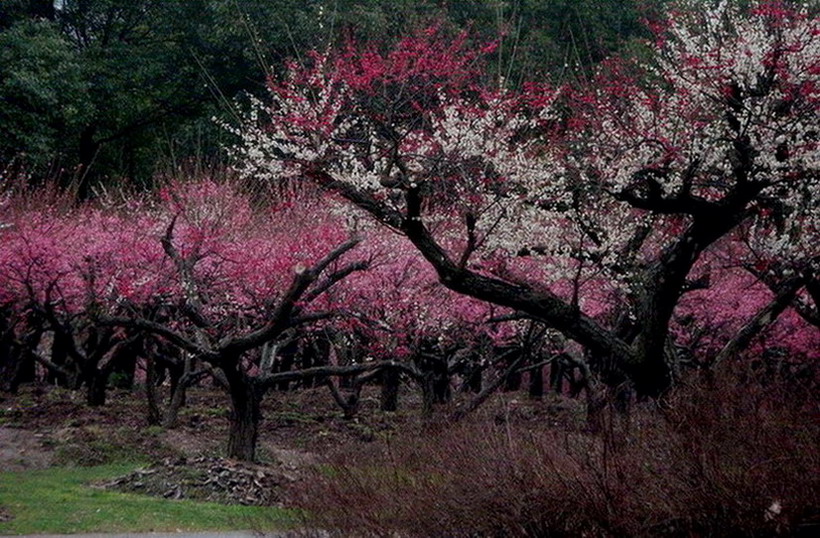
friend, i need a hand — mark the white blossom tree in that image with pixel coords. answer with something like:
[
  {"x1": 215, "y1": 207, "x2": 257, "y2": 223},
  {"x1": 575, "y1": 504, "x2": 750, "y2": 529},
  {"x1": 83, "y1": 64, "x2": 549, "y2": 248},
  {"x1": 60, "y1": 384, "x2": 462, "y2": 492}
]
[{"x1": 230, "y1": 2, "x2": 819, "y2": 396}]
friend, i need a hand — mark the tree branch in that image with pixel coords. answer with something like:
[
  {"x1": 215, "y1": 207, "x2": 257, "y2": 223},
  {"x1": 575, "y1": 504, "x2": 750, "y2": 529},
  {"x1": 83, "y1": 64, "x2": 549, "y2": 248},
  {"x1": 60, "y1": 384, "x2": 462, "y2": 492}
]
[
  {"x1": 712, "y1": 276, "x2": 804, "y2": 368},
  {"x1": 451, "y1": 352, "x2": 527, "y2": 421},
  {"x1": 220, "y1": 238, "x2": 361, "y2": 354},
  {"x1": 161, "y1": 216, "x2": 212, "y2": 329},
  {"x1": 97, "y1": 315, "x2": 213, "y2": 360},
  {"x1": 255, "y1": 360, "x2": 407, "y2": 390}
]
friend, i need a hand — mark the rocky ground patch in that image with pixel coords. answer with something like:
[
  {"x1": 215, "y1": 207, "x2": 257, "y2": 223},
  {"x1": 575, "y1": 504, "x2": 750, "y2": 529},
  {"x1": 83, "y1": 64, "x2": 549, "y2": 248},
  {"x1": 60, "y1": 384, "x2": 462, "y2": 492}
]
[{"x1": 97, "y1": 455, "x2": 302, "y2": 506}]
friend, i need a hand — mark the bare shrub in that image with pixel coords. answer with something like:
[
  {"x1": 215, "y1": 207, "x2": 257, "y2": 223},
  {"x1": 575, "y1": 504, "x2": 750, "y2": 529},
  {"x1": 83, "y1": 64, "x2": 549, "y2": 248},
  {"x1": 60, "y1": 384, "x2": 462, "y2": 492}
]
[{"x1": 290, "y1": 372, "x2": 819, "y2": 537}]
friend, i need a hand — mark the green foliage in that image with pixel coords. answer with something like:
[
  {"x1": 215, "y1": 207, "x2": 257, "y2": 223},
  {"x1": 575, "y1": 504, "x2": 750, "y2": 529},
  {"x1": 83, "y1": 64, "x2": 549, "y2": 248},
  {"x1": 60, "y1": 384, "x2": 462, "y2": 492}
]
[
  {"x1": 0, "y1": 19, "x2": 87, "y2": 170},
  {"x1": 0, "y1": 0, "x2": 668, "y2": 194},
  {"x1": 0, "y1": 464, "x2": 294, "y2": 535},
  {"x1": 444, "y1": 0, "x2": 666, "y2": 84}
]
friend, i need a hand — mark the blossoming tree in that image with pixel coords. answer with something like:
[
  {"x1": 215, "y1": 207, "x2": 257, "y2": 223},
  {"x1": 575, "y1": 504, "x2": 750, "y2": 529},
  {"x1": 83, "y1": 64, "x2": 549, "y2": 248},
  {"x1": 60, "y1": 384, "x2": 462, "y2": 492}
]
[{"x1": 230, "y1": 2, "x2": 819, "y2": 397}]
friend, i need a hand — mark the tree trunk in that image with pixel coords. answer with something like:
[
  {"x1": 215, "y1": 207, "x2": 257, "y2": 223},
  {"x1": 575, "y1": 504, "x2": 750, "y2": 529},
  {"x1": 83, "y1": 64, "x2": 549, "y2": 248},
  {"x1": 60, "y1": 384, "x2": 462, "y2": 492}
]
[
  {"x1": 451, "y1": 352, "x2": 526, "y2": 421},
  {"x1": 48, "y1": 331, "x2": 70, "y2": 386},
  {"x1": 86, "y1": 370, "x2": 108, "y2": 407},
  {"x1": 224, "y1": 367, "x2": 261, "y2": 462},
  {"x1": 466, "y1": 365, "x2": 483, "y2": 393},
  {"x1": 0, "y1": 347, "x2": 22, "y2": 394},
  {"x1": 162, "y1": 381, "x2": 188, "y2": 429},
  {"x1": 380, "y1": 366, "x2": 400, "y2": 411},
  {"x1": 549, "y1": 361, "x2": 563, "y2": 394},
  {"x1": 528, "y1": 364, "x2": 544, "y2": 399},
  {"x1": 420, "y1": 373, "x2": 435, "y2": 417},
  {"x1": 585, "y1": 381, "x2": 608, "y2": 434},
  {"x1": 327, "y1": 379, "x2": 360, "y2": 420},
  {"x1": 109, "y1": 338, "x2": 139, "y2": 389},
  {"x1": 0, "y1": 322, "x2": 15, "y2": 393},
  {"x1": 433, "y1": 359, "x2": 453, "y2": 404},
  {"x1": 274, "y1": 340, "x2": 298, "y2": 391},
  {"x1": 503, "y1": 357, "x2": 522, "y2": 392},
  {"x1": 432, "y1": 368, "x2": 451, "y2": 404},
  {"x1": 145, "y1": 357, "x2": 162, "y2": 426},
  {"x1": 163, "y1": 357, "x2": 210, "y2": 429},
  {"x1": 77, "y1": 125, "x2": 99, "y2": 201}
]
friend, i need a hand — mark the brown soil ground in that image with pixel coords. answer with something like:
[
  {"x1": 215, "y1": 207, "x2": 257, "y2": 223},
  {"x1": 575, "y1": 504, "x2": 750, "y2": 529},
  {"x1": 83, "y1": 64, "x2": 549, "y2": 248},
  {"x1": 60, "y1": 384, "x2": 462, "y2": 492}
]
[{"x1": 0, "y1": 382, "x2": 585, "y2": 507}]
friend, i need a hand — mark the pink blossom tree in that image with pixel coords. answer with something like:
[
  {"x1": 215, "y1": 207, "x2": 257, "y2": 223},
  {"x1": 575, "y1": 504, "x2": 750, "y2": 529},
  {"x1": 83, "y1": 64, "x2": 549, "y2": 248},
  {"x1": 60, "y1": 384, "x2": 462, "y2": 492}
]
[
  {"x1": 92, "y1": 179, "x2": 402, "y2": 461},
  {"x1": 0, "y1": 191, "x2": 168, "y2": 404},
  {"x1": 0, "y1": 180, "x2": 395, "y2": 459},
  {"x1": 230, "y1": 2, "x2": 819, "y2": 397},
  {"x1": 330, "y1": 228, "x2": 526, "y2": 415}
]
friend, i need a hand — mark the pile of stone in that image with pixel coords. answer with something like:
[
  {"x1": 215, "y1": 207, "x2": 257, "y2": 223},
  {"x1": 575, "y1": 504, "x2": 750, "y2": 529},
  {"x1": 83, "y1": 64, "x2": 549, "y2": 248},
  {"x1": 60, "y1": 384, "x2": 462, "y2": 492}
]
[{"x1": 100, "y1": 456, "x2": 296, "y2": 506}]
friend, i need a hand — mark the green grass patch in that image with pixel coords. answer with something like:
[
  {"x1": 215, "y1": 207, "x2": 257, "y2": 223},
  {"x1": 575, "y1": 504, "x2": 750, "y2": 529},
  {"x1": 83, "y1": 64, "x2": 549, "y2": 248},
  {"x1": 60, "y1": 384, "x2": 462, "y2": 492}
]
[
  {"x1": 270, "y1": 411, "x2": 320, "y2": 425},
  {"x1": 0, "y1": 464, "x2": 296, "y2": 535}
]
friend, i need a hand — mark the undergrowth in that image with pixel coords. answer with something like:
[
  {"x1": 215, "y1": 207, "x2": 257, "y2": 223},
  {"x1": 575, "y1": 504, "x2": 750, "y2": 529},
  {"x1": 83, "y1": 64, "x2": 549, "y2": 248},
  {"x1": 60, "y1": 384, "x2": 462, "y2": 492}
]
[{"x1": 292, "y1": 372, "x2": 819, "y2": 537}]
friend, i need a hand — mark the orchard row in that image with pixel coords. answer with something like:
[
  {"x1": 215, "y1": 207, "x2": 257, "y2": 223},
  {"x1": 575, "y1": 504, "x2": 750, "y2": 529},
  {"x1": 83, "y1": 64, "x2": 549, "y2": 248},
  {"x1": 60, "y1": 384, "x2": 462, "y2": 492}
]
[{"x1": 1, "y1": 1, "x2": 818, "y2": 461}]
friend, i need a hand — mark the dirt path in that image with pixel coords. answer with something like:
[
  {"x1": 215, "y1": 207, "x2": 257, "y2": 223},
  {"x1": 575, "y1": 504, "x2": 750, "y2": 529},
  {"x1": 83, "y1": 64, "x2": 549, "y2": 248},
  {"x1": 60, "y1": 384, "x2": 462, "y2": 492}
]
[
  {"x1": 0, "y1": 427, "x2": 52, "y2": 472},
  {"x1": 3, "y1": 531, "x2": 294, "y2": 538},
  {"x1": 0, "y1": 531, "x2": 314, "y2": 538}
]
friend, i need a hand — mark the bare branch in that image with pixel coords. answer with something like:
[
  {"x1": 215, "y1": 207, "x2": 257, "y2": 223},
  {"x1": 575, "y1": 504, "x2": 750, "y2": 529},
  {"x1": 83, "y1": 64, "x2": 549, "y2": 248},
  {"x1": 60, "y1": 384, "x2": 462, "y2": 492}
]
[
  {"x1": 220, "y1": 238, "x2": 361, "y2": 354},
  {"x1": 302, "y1": 260, "x2": 369, "y2": 304},
  {"x1": 256, "y1": 360, "x2": 409, "y2": 390},
  {"x1": 97, "y1": 314, "x2": 213, "y2": 360},
  {"x1": 451, "y1": 351, "x2": 527, "y2": 421},
  {"x1": 161, "y1": 216, "x2": 212, "y2": 329},
  {"x1": 712, "y1": 276, "x2": 804, "y2": 368}
]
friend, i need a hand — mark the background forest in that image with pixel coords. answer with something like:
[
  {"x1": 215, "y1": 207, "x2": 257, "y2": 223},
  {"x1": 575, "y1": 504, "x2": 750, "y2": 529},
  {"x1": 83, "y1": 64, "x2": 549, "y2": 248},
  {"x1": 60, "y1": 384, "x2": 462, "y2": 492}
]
[{"x1": 0, "y1": 0, "x2": 660, "y2": 197}]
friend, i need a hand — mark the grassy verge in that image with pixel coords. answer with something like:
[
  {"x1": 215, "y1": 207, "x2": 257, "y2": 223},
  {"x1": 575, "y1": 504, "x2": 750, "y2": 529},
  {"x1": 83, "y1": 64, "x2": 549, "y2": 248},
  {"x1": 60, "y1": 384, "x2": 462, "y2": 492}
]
[{"x1": 0, "y1": 464, "x2": 296, "y2": 535}]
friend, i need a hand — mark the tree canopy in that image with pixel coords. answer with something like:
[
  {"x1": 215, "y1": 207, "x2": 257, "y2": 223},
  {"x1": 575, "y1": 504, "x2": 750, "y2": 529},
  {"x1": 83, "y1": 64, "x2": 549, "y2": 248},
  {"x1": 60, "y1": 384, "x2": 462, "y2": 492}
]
[{"x1": 0, "y1": 0, "x2": 665, "y2": 194}]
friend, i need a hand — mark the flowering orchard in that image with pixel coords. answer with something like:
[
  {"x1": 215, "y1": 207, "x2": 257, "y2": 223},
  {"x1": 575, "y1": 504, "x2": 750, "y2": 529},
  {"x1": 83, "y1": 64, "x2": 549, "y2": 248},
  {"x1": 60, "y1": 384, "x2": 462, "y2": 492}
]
[
  {"x1": 230, "y1": 1, "x2": 819, "y2": 397},
  {"x1": 0, "y1": 179, "x2": 514, "y2": 459},
  {"x1": 0, "y1": 1, "x2": 818, "y2": 462}
]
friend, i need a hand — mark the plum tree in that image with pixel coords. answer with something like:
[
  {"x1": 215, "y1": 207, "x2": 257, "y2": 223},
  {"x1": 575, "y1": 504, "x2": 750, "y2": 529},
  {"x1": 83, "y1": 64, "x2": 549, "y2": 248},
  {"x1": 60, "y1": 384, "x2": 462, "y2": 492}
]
[{"x1": 230, "y1": 1, "x2": 819, "y2": 397}]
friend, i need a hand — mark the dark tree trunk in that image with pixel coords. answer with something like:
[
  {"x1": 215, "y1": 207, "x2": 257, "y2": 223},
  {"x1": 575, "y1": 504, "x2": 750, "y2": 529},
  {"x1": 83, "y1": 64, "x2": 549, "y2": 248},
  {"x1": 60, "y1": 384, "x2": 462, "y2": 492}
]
[
  {"x1": 48, "y1": 331, "x2": 70, "y2": 386},
  {"x1": 466, "y1": 365, "x2": 483, "y2": 393},
  {"x1": 166, "y1": 359, "x2": 185, "y2": 406},
  {"x1": 85, "y1": 370, "x2": 108, "y2": 407},
  {"x1": 503, "y1": 364, "x2": 522, "y2": 392},
  {"x1": 549, "y1": 361, "x2": 563, "y2": 394},
  {"x1": 145, "y1": 356, "x2": 162, "y2": 426},
  {"x1": 420, "y1": 372, "x2": 435, "y2": 417},
  {"x1": 162, "y1": 356, "x2": 203, "y2": 429},
  {"x1": 108, "y1": 337, "x2": 140, "y2": 389},
  {"x1": 528, "y1": 365, "x2": 544, "y2": 399},
  {"x1": 0, "y1": 347, "x2": 22, "y2": 394},
  {"x1": 432, "y1": 369, "x2": 451, "y2": 403},
  {"x1": 451, "y1": 352, "x2": 527, "y2": 421},
  {"x1": 13, "y1": 324, "x2": 44, "y2": 389},
  {"x1": 0, "y1": 316, "x2": 16, "y2": 392},
  {"x1": 14, "y1": 355, "x2": 36, "y2": 390},
  {"x1": 380, "y1": 366, "x2": 400, "y2": 412},
  {"x1": 327, "y1": 379, "x2": 360, "y2": 420},
  {"x1": 585, "y1": 381, "x2": 608, "y2": 434},
  {"x1": 417, "y1": 353, "x2": 450, "y2": 413},
  {"x1": 274, "y1": 340, "x2": 298, "y2": 391},
  {"x1": 224, "y1": 366, "x2": 262, "y2": 462},
  {"x1": 162, "y1": 378, "x2": 189, "y2": 429},
  {"x1": 303, "y1": 337, "x2": 330, "y2": 388}
]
